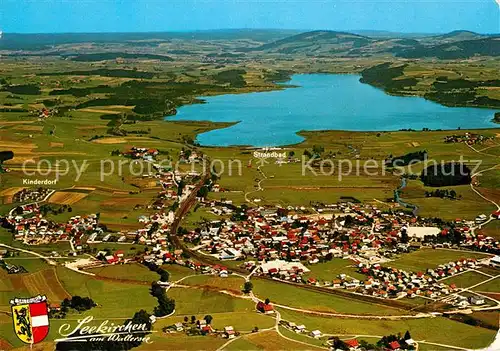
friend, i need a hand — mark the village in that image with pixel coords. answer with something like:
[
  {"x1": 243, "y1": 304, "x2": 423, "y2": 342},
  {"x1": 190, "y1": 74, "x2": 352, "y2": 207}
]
[
  {"x1": 0, "y1": 145, "x2": 205, "y2": 250},
  {"x1": 443, "y1": 132, "x2": 495, "y2": 145},
  {"x1": 1, "y1": 177, "x2": 499, "y2": 307},
  {"x1": 183, "y1": 199, "x2": 499, "y2": 262},
  {"x1": 0, "y1": 143, "x2": 499, "y2": 351}
]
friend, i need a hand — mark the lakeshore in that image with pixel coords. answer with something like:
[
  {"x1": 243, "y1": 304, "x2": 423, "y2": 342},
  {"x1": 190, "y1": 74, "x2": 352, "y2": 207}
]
[{"x1": 171, "y1": 74, "x2": 498, "y2": 147}]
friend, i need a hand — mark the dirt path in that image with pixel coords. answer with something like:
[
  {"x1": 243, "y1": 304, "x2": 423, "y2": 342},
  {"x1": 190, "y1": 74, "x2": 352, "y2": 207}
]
[
  {"x1": 244, "y1": 165, "x2": 267, "y2": 204},
  {"x1": 470, "y1": 164, "x2": 500, "y2": 232},
  {"x1": 0, "y1": 243, "x2": 57, "y2": 265},
  {"x1": 466, "y1": 143, "x2": 500, "y2": 231}
]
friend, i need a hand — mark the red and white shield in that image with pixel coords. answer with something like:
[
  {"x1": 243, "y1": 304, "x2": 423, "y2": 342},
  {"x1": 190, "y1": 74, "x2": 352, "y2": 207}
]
[{"x1": 30, "y1": 302, "x2": 49, "y2": 344}]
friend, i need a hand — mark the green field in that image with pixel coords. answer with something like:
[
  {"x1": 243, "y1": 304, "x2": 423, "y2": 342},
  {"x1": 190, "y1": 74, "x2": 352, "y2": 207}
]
[
  {"x1": 401, "y1": 182, "x2": 497, "y2": 220},
  {"x1": 0, "y1": 270, "x2": 29, "y2": 311},
  {"x1": 303, "y1": 258, "x2": 366, "y2": 282},
  {"x1": 251, "y1": 278, "x2": 405, "y2": 316},
  {"x1": 2, "y1": 257, "x2": 51, "y2": 273},
  {"x1": 278, "y1": 309, "x2": 497, "y2": 350},
  {"x1": 162, "y1": 264, "x2": 197, "y2": 282},
  {"x1": 87, "y1": 263, "x2": 160, "y2": 282},
  {"x1": 472, "y1": 277, "x2": 500, "y2": 293},
  {"x1": 223, "y1": 330, "x2": 324, "y2": 351},
  {"x1": 167, "y1": 287, "x2": 255, "y2": 315},
  {"x1": 56, "y1": 266, "x2": 157, "y2": 318},
  {"x1": 137, "y1": 334, "x2": 227, "y2": 351},
  {"x1": 183, "y1": 207, "x2": 224, "y2": 230},
  {"x1": 440, "y1": 271, "x2": 492, "y2": 289},
  {"x1": 386, "y1": 248, "x2": 491, "y2": 272},
  {"x1": 138, "y1": 289, "x2": 276, "y2": 351},
  {"x1": 222, "y1": 337, "x2": 262, "y2": 351},
  {"x1": 182, "y1": 275, "x2": 246, "y2": 292}
]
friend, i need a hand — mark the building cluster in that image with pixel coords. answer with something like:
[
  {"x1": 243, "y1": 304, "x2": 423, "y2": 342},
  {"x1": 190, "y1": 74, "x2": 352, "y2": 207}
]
[
  {"x1": 342, "y1": 258, "x2": 481, "y2": 301},
  {"x1": 0, "y1": 253, "x2": 28, "y2": 274},
  {"x1": 191, "y1": 201, "x2": 499, "y2": 264},
  {"x1": 2, "y1": 200, "x2": 173, "y2": 251},
  {"x1": 1, "y1": 165, "x2": 202, "y2": 252},
  {"x1": 143, "y1": 246, "x2": 230, "y2": 278},
  {"x1": 247, "y1": 259, "x2": 310, "y2": 283},
  {"x1": 11, "y1": 187, "x2": 52, "y2": 203},
  {"x1": 184, "y1": 202, "x2": 488, "y2": 265},
  {"x1": 32, "y1": 107, "x2": 57, "y2": 119},
  {"x1": 165, "y1": 317, "x2": 237, "y2": 339},
  {"x1": 281, "y1": 319, "x2": 417, "y2": 350},
  {"x1": 179, "y1": 150, "x2": 203, "y2": 164},
  {"x1": 443, "y1": 133, "x2": 493, "y2": 145},
  {"x1": 123, "y1": 146, "x2": 159, "y2": 161},
  {"x1": 177, "y1": 201, "x2": 499, "y2": 303},
  {"x1": 1, "y1": 203, "x2": 101, "y2": 247}
]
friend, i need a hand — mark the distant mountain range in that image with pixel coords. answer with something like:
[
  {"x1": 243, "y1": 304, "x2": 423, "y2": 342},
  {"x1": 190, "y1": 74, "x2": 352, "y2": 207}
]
[
  {"x1": 249, "y1": 29, "x2": 498, "y2": 59},
  {"x1": 0, "y1": 29, "x2": 302, "y2": 50},
  {"x1": 0, "y1": 29, "x2": 498, "y2": 59},
  {"x1": 398, "y1": 37, "x2": 500, "y2": 59}
]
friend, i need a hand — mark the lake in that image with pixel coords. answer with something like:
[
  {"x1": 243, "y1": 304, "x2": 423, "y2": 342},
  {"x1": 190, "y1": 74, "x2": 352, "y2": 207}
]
[{"x1": 169, "y1": 74, "x2": 498, "y2": 147}]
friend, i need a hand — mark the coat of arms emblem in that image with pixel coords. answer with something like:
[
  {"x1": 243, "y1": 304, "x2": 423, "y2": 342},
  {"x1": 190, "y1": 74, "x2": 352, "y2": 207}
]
[{"x1": 10, "y1": 295, "x2": 49, "y2": 344}]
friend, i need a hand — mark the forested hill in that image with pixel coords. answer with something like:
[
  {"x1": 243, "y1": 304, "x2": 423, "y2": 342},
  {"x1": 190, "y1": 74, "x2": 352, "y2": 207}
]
[
  {"x1": 398, "y1": 37, "x2": 500, "y2": 59},
  {"x1": 250, "y1": 30, "x2": 374, "y2": 54},
  {"x1": 248, "y1": 29, "x2": 498, "y2": 58}
]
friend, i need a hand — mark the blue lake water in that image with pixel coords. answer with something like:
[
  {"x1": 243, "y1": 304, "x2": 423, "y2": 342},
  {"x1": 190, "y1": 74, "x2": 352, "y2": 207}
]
[{"x1": 169, "y1": 74, "x2": 498, "y2": 147}]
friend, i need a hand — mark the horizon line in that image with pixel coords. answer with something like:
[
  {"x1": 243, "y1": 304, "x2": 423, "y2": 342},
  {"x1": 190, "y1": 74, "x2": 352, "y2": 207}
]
[{"x1": 1, "y1": 28, "x2": 495, "y2": 36}]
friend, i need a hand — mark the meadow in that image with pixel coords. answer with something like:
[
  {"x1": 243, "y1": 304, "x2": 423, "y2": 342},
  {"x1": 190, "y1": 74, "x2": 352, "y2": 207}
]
[
  {"x1": 224, "y1": 330, "x2": 325, "y2": 351},
  {"x1": 302, "y1": 258, "x2": 366, "y2": 282},
  {"x1": 86, "y1": 263, "x2": 160, "y2": 282},
  {"x1": 55, "y1": 266, "x2": 157, "y2": 318},
  {"x1": 278, "y1": 309, "x2": 497, "y2": 350},
  {"x1": 161, "y1": 263, "x2": 197, "y2": 281},
  {"x1": 440, "y1": 271, "x2": 492, "y2": 289},
  {"x1": 167, "y1": 287, "x2": 254, "y2": 315},
  {"x1": 473, "y1": 277, "x2": 500, "y2": 293},
  {"x1": 384, "y1": 248, "x2": 491, "y2": 272},
  {"x1": 251, "y1": 278, "x2": 406, "y2": 316},
  {"x1": 181, "y1": 275, "x2": 246, "y2": 293}
]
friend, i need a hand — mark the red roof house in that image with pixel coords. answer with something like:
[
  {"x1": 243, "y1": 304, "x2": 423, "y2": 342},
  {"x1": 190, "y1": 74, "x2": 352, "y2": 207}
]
[
  {"x1": 256, "y1": 301, "x2": 274, "y2": 314},
  {"x1": 389, "y1": 341, "x2": 401, "y2": 350},
  {"x1": 344, "y1": 339, "x2": 359, "y2": 349}
]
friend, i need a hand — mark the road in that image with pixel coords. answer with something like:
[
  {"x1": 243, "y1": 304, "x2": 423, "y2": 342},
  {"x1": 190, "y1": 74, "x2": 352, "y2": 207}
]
[
  {"x1": 244, "y1": 164, "x2": 267, "y2": 204},
  {"x1": 466, "y1": 143, "x2": 500, "y2": 232},
  {"x1": 168, "y1": 159, "x2": 211, "y2": 246},
  {"x1": 8, "y1": 189, "x2": 55, "y2": 216},
  {"x1": 211, "y1": 283, "x2": 474, "y2": 351},
  {"x1": 0, "y1": 243, "x2": 57, "y2": 265}
]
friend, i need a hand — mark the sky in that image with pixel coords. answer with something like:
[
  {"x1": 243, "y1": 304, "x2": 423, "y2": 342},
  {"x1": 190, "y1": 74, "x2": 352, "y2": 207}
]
[{"x1": 1, "y1": 0, "x2": 499, "y2": 34}]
